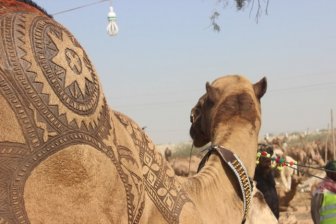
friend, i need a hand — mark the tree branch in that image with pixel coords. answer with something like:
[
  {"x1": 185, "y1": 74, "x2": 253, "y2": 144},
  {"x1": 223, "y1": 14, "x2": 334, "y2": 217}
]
[{"x1": 210, "y1": 0, "x2": 270, "y2": 31}]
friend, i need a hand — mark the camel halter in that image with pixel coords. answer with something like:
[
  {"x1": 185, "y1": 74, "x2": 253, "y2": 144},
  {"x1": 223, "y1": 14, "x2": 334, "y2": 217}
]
[{"x1": 198, "y1": 145, "x2": 253, "y2": 223}]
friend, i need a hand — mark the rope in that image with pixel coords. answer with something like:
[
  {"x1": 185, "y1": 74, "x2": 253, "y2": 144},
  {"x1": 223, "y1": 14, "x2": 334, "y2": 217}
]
[
  {"x1": 188, "y1": 145, "x2": 194, "y2": 175},
  {"x1": 256, "y1": 150, "x2": 336, "y2": 183},
  {"x1": 286, "y1": 164, "x2": 326, "y2": 180},
  {"x1": 280, "y1": 159, "x2": 336, "y2": 174},
  {"x1": 257, "y1": 150, "x2": 336, "y2": 173},
  {"x1": 51, "y1": 0, "x2": 119, "y2": 36},
  {"x1": 52, "y1": 0, "x2": 109, "y2": 16}
]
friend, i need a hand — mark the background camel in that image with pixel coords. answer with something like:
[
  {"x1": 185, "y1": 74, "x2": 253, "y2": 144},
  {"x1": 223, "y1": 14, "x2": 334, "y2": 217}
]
[
  {"x1": 164, "y1": 147, "x2": 172, "y2": 162},
  {"x1": 277, "y1": 175, "x2": 303, "y2": 211},
  {"x1": 277, "y1": 156, "x2": 297, "y2": 192},
  {"x1": 170, "y1": 155, "x2": 200, "y2": 177},
  {"x1": 0, "y1": 1, "x2": 276, "y2": 223}
]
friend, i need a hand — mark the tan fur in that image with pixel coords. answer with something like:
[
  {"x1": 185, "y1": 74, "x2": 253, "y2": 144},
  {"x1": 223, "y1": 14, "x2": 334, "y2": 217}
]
[
  {"x1": 24, "y1": 145, "x2": 127, "y2": 224},
  {"x1": 0, "y1": 95, "x2": 25, "y2": 143},
  {"x1": 246, "y1": 185, "x2": 279, "y2": 224},
  {"x1": 0, "y1": 2, "x2": 276, "y2": 224}
]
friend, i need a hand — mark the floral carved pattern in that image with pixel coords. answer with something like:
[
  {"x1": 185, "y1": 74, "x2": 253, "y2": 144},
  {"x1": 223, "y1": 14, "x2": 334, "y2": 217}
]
[{"x1": 114, "y1": 111, "x2": 191, "y2": 224}]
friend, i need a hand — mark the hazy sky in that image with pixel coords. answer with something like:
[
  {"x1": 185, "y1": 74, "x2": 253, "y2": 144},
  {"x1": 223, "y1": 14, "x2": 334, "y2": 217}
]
[{"x1": 34, "y1": 0, "x2": 336, "y2": 144}]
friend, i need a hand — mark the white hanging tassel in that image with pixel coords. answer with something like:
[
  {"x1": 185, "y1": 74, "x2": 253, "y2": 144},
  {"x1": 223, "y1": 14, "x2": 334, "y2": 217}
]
[{"x1": 107, "y1": 6, "x2": 118, "y2": 36}]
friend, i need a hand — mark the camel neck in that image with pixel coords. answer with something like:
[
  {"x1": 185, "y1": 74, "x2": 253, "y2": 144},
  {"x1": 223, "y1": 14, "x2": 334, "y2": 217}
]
[
  {"x1": 183, "y1": 152, "x2": 245, "y2": 223},
  {"x1": 181, "y1": 122, "x2": 260, "y2": 223},
  {"x1": 211, "y1": 123, "x2": 259, "y2": 178},
  {"x1": 204, "y1": 146, "x2": 253, "y2": 219}
]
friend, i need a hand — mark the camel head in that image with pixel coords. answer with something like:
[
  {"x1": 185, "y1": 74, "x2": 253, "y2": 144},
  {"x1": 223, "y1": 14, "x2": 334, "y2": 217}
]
[{"x1": 190, "y1": 75, "x2": 267, "y2": 147}]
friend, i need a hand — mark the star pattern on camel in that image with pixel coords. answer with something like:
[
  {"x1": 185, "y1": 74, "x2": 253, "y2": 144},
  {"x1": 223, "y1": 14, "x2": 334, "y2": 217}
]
[{"x1": 48, "y1": 30, "x2": 93, "y2": 95}]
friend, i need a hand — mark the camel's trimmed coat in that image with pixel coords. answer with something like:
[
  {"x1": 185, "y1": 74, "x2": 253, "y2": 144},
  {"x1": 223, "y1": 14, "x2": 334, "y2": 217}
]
[{"x1": 0, "y1": 1, "x2": 277, "y2": 223}]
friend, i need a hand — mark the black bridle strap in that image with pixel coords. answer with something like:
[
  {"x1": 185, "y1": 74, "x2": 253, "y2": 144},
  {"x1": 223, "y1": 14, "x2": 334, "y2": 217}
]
[{"x1": 197, "y1": 145, "x2": 253, "y2": 223}]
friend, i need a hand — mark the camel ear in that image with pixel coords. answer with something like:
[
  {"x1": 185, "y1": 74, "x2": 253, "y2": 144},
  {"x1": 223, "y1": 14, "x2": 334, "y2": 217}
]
[
  {"x1": 205, "y1": 82, "x2": 218, "y2": 102},
  {"x1": 253, "y1": 77, "x2": 267, "y2": 99}
]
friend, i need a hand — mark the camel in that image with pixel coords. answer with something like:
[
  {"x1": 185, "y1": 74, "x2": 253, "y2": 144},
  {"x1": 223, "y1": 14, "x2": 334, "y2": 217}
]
[
  {"x1": 272, "y1": 148, "x2": 298, "y2": 192},
  {"x1": 278, "y1": 156, "x2": 297, "y2": 192},
  {"x1": 187, "y1": 75, "x2": 277, "y2": 223},
  {"x1": 0, "y1": 1, "x2": 277, "y2": 223},
  {"x1": 170, "y1": 155, "x2": 201, "y2": 177},
  {"x1": 164, "y1": 147, "x2": 172, "y2": 162},
  {"x1": 277, "y1": 175, "x2": 303, "y2": 211},
  {"x1": 305, "y1": 143, "x2": 324, "y2": 166}
]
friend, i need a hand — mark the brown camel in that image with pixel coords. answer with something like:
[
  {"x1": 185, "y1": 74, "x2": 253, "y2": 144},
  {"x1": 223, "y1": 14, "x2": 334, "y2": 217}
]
[
  {"x1": 0, "y1": 1, "x2": 276, "y2": 224},
  {"x1": 279, "y1": 155, "x2": 297, "y2": 192},
  {"x1": 277, "y1": 175, "x2": 303, "y2": 211},
  {"x1": 164, "y1": 147, "x2": 172, "y2": 162},
  {"x1": 170, "y1": 155, "x2": 201, "y2": 177}
]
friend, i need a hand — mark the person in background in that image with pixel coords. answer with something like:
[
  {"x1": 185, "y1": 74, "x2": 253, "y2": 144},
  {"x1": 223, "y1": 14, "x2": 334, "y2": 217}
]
[
  {"x1": 254, "y1": 143, "x2": 280, "y2": 220},
  {"x1": 311, "y1": 160, "x2": 336, "y2": 224}
]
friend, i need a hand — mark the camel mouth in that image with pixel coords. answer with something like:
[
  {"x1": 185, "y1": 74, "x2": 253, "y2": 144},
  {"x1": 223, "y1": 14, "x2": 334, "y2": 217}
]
[
  {"x1": 192, "y1": 140, "x2": 206, "y2": 148},
  {"x1": 189, "y1": 93, "x2": 210, "y2": 147},
  {"x1": 189, "y1": 125, "x2": 209, "y2": 147}
]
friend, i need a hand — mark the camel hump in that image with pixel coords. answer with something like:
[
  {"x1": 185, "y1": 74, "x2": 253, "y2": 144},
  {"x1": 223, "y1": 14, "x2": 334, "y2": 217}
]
[
  {"x1": 0, "y1": 9, "x2": 108, "y2": 144},
  {"x1": 0, "y1": 0, "x2": 48, "y2": 16}
]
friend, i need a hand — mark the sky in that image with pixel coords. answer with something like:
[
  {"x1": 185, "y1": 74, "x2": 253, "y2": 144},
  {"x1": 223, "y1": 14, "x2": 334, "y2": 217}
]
[{"x1": 33, "y1": 0, "x2": 336, "y2": 144}]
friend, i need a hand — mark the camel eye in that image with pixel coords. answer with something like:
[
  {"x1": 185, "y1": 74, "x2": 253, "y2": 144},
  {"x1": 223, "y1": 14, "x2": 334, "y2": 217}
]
[{"x1": 190, "y1": 108, "x2": 201, "y2": 123}]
